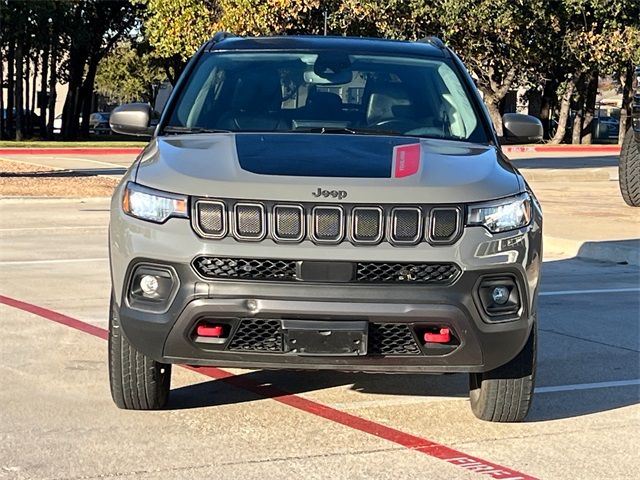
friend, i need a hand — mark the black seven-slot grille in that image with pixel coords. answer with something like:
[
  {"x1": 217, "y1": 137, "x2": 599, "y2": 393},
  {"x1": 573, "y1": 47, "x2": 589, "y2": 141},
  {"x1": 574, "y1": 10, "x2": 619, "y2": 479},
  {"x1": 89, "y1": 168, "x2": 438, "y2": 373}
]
[
  {"x1": 193, "y1": 256, "x2": 461, "y2": 285},
  {"x1": 192, "y1": 199, "x2": 462, "y2": 246},
  {"x1": 227, "y1": 319, "x2": 421, "y2": 355}
]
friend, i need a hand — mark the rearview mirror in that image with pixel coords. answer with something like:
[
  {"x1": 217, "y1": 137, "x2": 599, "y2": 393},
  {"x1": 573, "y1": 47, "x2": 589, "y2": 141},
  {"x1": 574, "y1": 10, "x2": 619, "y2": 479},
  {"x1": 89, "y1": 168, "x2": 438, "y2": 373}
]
[
  {"x1": 109, "y1": 103, "x2": 154, "y2": 136},
  {"x1": 501, "y1": 113, "x2": 543, "y2": 145}
]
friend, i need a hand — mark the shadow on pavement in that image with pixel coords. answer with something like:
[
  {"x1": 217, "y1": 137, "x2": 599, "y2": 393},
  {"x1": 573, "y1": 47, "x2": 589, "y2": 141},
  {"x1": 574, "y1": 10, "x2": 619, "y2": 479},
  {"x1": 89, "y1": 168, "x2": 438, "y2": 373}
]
[
  {"x1": 510, "y1": 155, "x2": 618, "y2": 169},
  {"x1": 167, "y1": 256, "x2": 639, "y2": 422}
]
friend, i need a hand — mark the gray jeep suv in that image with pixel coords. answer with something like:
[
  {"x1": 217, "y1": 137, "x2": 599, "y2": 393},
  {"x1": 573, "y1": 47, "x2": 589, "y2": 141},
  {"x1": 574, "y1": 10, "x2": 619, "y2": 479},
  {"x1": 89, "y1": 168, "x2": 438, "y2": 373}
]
[{"x1": 108, "y1": 34, "x2": 543, "y2": 422}]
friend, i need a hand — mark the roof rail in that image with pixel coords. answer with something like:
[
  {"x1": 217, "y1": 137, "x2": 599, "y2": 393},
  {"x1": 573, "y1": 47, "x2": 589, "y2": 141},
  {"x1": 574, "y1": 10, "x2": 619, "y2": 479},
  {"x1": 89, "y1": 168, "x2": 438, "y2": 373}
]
[
  {"x1": 418, "y1": 36, "x2": 445, "y2": 49},
  {"x1": 205, "y1": 31, "x2": 235, "y2": 50}
]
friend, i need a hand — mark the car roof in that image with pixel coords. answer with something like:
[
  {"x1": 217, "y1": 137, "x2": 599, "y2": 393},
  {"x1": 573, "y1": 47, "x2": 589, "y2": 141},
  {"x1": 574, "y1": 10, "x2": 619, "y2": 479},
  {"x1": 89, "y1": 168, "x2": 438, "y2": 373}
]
[{"x1": 205, "y1": 35, "x2": 447, "y2": 58}]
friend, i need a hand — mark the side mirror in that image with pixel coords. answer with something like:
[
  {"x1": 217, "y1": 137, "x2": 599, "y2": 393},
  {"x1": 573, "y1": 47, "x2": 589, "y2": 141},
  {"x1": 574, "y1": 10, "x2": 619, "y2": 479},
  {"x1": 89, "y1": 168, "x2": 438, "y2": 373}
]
[
  {"x1": 109, "y1": 103, "x2": 154, "y2": 136},
  {"x1": 501, "y1": 113, "x2": 543, "y2": 144}
]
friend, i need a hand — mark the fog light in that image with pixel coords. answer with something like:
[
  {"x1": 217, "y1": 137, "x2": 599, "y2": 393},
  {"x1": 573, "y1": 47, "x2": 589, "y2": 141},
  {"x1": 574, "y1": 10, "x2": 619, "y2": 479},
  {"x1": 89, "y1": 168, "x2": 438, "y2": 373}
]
[
  {"x1": 140, "y1": 275, "x2": 159, "y2": 296},
  {"x1": 476, "y1": 275, "x2": 520, "y2": 320},
  {"x1": 491, "y1": 286, "x2": 510, "y2": 305}
]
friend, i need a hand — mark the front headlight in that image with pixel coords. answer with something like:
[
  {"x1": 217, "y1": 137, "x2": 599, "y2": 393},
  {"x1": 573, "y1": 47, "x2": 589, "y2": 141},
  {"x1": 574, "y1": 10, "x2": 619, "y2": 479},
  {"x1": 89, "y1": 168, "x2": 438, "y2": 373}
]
[
  {"x1": 467, "y1": 193, "x2": 531, "y2": 233},
  {"x1": 122, "y1": 182, "x2": 188, "y2": 223}
]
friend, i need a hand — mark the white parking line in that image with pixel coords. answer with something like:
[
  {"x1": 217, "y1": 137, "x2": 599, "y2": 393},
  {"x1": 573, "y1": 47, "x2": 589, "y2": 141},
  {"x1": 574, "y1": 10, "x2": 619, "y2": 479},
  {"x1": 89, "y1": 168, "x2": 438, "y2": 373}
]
[
  {"x1": 0, "y1": 226, "x2": 106, "y2": 232},
  {"x1": 0, "y1": 258, "x2": 107, "y2": 266},
  {"x1": 25, "y1": 155, "x2": 126, "y2": 168},
  {"x1": 540, "y1": 287, "x2": 640, "y2": 296},
  {"x1": 535, "y1": 379, "x2": 640, "y2": 394}
]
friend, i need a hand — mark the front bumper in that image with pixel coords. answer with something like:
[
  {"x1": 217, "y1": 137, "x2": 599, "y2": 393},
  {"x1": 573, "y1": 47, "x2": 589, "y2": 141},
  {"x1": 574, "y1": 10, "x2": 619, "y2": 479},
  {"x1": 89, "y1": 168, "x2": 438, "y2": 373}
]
[
  {"x1": 116, "y1": 263, "x2": 536, "y2": 373},
  {"x1": 109, "y1": 182, "x2": 542, "y2": 374}
]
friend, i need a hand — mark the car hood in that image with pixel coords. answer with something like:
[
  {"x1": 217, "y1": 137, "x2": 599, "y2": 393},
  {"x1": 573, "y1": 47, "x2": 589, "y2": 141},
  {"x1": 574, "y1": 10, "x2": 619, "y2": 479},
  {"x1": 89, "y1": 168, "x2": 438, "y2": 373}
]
[{"x1": 134, "y1": 133, "x2": 521, "y2": 203}]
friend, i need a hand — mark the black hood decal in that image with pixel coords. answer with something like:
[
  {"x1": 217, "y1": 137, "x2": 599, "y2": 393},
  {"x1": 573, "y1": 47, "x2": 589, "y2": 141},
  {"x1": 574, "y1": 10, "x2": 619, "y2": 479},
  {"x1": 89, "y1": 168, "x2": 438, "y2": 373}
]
[{"x1": 235, "y1": 134, "x2": 418, "y2": 178}]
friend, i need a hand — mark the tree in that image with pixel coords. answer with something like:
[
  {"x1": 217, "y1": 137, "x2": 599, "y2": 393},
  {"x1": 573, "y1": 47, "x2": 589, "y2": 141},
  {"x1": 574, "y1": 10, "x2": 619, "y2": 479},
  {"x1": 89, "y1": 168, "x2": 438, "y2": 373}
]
[
  {"x1": 216, "y1": 0, "x2": 432, "y2": 39},
  {"x1": 60, "y1": 1, "x2": 139, "y2": 139},
  {"x1": 95, "y1": 41, "x2": 166, "y2": 104},
  {"x1": 548, "y1": 0, "x2": 640, "y2": 144},
  {"x1": 331, "y1": 0, "x2": 434, "y2": 39},
  {"x1": 432, "y1": 0, "x2": 551, "y2": 136},
  {"x1": 134, "y1": 0, "x2": 220, "y2": 83},
  {"x1": 0, "y1": 0, "x2": 137, "y2": 140}
]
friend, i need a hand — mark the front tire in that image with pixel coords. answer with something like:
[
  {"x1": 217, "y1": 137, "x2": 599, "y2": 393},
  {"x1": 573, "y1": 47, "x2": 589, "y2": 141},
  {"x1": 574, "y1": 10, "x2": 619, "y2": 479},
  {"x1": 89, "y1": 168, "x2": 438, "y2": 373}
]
[
  {"x1": 469, "y1": 326, "x2": 536, "y2": 422},
  {"x1": 619, "y1": 127, "x2": 640, "y2": 207},
  {"x1": 108, "y1": 295, "x2": 171, "y2": 410}
]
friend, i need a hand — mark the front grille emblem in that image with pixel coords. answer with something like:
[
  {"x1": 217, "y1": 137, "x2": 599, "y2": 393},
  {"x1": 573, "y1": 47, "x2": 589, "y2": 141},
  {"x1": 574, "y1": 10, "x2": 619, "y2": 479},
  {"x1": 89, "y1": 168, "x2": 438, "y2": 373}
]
[{"x1": 312, "y1": 187, "x2": 348, "y2": 200}]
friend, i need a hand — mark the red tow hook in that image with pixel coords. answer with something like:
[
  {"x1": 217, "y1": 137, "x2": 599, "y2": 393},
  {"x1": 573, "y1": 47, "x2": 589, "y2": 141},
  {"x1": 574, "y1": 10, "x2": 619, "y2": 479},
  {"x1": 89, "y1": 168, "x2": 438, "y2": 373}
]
[
  {"x1": 197, "y1": 324, "x2": 224, "y2": 338},
  {"x1": 424, "y1": 328, "x2": 451, "y2": 344}
]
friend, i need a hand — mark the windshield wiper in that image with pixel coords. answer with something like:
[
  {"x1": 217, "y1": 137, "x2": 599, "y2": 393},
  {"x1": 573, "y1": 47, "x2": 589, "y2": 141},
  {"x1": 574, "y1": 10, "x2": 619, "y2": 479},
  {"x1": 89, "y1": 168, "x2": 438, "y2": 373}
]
[
  {"x1": 293, "y1": 126, "x2": 401, "y2": 136},
  {"x1": 162, "y1": 126, "x2": 232, "y2": 135}
]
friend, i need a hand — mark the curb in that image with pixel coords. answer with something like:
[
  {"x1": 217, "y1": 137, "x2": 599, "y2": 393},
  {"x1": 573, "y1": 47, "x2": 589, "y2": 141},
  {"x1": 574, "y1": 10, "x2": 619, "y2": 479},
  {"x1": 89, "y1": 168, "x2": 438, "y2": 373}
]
[
  {"x1": 519, "y1": 168, "x2": 614, "y2": 182},
  {"x1": 503, "y1": 145, "x2": 620, "y2": 154},
  {"x1": 0, "y1": 196, "x2": 111, "y2": 204},
  {"x1": 545, "y1": 236, "x2": 640, "y2": 266},
  {"x1": 0, "y1": 147, "x2": 143, "y2": 155}
]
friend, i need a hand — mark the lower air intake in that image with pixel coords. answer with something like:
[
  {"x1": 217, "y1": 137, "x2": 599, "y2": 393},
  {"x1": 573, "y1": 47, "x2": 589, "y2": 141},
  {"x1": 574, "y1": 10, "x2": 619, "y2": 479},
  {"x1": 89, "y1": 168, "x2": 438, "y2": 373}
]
[{"x1": 193, "y1": 257, "x2": 460, "y2": 285}]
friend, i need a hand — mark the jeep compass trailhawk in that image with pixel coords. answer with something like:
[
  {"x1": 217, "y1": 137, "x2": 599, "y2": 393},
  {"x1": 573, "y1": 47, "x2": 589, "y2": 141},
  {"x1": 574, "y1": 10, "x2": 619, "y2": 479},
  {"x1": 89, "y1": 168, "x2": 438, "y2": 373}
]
[{"x1": 108, "y1": 34, "x2": 543, "y2": 422}]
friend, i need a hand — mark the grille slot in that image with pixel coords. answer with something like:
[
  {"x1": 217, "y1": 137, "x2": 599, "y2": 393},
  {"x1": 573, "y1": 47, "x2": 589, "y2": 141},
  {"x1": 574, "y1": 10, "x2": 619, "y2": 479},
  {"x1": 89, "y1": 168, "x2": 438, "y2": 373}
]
[
  {"x1": 194, "y1": 256, "x2": 460, "y2": 285},
  {"x1": 194, "y1": 200, "x2": 226, "y2": 237},
  {"x1": 369, "y1": 323, "x2": 420, "y2": 355},
  {"x1": 356, "y1": 262, "x2": 460, "y2": 284},
  {"x1": 194, "y1": 257, "x2": 297, "y2": 281},
  {"x1": 273, "y1": 205, "x2": 304, "y2": 241},
  {"x1": 429, "y1": 208, "x2": 461, "y2": 243},
  {"x1": 225, "y1": 319, "x2": 421, "y2": 355},
  {"x1": 352, "y1": 207, "x2": 383, "y2": 243},
  {"x1": 234, "y1": 203, "x2": 265, "y2": 240},
  {"x1": 312, "y1": 206, "x2": 344, "y2": 243},
  {"x1": 192, "y1": 199, "x2": 464, "y2": 246},
  {"x1": 390, "y1": 207, "x2": 422, "y2": 244},
  {"x1": 228, "y1": 318, "x2": 283, "y2": 352}
]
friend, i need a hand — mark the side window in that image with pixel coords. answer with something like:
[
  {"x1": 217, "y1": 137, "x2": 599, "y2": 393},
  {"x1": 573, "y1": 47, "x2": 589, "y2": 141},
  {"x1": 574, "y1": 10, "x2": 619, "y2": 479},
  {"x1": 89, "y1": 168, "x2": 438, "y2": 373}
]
[{"x1": 436, "y1": 63, "x2": 478, "y2": 139}]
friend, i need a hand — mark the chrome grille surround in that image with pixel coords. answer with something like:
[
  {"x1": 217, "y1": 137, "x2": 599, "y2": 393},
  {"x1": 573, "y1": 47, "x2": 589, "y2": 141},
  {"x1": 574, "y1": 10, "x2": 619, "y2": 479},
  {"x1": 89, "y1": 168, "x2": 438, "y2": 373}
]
[
  {"x1": 272, "y1": 204, "x2": 305, "y2": 242},
  {"x1": 351, "y1": 207, "x2": 384, "y2": 244},
  {"x1": 310, "y1": 206, "x2": 345, "y2": 244},
  {"x1": 388, "y1": 207, "x2": 422, "y2": 245},
  {"x1": 192, "y1": 199, "x2": 463, "y2": 246},
  {"x1": 427, "y1": 207, "x2": 463, "y2": 244},
  {"x1": 233, "y1": 202, "x2": 266, "y2": 241},
  {"x1": 192, "y1": 199, "x2": 227, "y2": 239}
]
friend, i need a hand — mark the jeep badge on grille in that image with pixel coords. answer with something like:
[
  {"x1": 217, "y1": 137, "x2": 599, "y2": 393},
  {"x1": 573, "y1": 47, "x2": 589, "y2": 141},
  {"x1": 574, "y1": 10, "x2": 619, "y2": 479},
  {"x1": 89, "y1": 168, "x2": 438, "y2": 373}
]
[{"x1": 312, "y1": 188, "x2": 348, "y2": 200}]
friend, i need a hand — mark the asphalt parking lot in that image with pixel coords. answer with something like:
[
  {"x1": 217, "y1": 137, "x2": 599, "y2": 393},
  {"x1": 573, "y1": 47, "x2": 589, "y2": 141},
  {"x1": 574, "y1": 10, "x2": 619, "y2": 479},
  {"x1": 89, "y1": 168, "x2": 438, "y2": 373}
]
[{"x1": 1, "y1": 155, "x2": 639, "y2": 480}]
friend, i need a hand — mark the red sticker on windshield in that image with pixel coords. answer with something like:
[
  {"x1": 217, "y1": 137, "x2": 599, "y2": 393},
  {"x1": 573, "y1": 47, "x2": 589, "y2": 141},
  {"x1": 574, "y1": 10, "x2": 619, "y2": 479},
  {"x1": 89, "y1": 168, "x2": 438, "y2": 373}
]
[{"x1": 392, "y1": 143, "x2": 421, "y2": 178}]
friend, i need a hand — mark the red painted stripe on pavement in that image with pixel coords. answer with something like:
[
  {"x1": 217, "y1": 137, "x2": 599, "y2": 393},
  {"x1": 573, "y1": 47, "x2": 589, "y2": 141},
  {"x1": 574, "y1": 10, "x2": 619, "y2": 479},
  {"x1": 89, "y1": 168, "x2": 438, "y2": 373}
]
[
  {"x1": 0, "y1": 295, "x2": 108, "y2": 340},
  {"x1": 1, "y1": 294, "x2": 537, "y2": 480},
  {"x1": 0, "y1": 148, "x2": 142, "y2": 155}
]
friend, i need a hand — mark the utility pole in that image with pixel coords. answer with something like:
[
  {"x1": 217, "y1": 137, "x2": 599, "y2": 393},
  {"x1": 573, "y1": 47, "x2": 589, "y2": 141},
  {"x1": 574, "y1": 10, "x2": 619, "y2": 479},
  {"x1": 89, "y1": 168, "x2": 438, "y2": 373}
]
[{"x1": 323, "y1": 10, "x2": 328, "y2": 36}]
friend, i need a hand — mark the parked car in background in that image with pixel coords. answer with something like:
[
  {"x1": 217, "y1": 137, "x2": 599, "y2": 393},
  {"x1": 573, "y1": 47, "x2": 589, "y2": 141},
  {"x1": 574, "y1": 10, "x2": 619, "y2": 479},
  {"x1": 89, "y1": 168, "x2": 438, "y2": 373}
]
[
  {"x1": 592, "y1": 116, "x2": 620, "y2": 143},
  {"x1": 619, "y1": 65, "x2": 640, "y2": 207},
  {"x1": 90, "y1": 112, "x2": 112, "y2": 135}
]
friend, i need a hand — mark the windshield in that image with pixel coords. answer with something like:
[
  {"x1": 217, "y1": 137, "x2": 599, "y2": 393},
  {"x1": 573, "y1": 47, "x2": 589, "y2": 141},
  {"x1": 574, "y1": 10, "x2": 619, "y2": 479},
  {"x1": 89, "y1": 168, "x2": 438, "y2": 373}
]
[{"x1": 165, "y1": 51, "x2": 487, "y2": 143}]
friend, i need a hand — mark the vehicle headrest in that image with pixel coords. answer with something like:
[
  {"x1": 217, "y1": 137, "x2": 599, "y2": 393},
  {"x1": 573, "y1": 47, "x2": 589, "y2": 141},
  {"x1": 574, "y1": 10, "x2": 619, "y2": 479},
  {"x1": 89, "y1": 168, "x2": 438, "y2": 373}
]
[
  {"x1": 366, "y1": 84, "x2": 412, "y2": 124},
  {"x1": 232, "y1": 70, "x2": 283, "y2": 111}
]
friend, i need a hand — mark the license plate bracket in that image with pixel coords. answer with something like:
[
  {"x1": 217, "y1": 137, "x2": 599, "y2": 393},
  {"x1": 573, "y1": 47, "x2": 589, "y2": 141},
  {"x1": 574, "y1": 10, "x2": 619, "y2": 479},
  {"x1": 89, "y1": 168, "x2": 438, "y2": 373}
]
[{"x1": 282, "y1": 320, "x2": 367, "y2": 356}]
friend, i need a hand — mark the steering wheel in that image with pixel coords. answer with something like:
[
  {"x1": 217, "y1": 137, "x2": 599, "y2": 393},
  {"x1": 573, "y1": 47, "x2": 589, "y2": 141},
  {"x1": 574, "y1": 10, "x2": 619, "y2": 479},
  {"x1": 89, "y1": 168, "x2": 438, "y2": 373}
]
[{"x1": 370, "y1": 119, "x2": 423, "y2": 133}]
